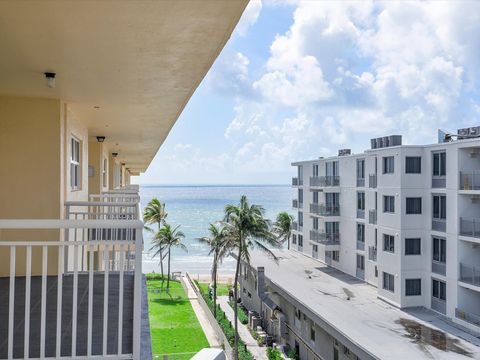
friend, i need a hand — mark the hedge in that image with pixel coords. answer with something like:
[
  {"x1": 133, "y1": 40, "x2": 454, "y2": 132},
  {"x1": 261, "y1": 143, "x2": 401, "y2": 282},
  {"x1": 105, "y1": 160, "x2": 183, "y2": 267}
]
[{"x1": 195, "y1": 281, "x2": 255, "y2": 360}]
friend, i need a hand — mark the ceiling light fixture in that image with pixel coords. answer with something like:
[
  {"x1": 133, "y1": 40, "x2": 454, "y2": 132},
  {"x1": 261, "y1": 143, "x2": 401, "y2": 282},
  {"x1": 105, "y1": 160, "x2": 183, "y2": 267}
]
[
  {"x1": 44, "y1": 72, "x2": 56, "y2": 88},
  {"x1": 96, "y1": 136, "x2": 106, "y2": 143},
  {"x1": 112, "y1": 152, "x2": 118, "y2": 157}
]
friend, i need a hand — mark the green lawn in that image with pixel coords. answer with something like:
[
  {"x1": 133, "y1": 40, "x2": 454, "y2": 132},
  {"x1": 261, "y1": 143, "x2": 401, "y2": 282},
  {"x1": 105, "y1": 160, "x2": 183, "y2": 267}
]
[
  {"x1": 147, "y1": 279, "x2": 209, "y2": 359},
  {"x1": 196, "y1": 282, "x2": 231, "y2": 297}
]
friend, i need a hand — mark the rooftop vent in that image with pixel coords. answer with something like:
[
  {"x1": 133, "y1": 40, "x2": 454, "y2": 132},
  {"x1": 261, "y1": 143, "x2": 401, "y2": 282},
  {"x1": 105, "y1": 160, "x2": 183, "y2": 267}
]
[
  {"x1": 370, "y1": 135, "x2": 402, "y2": 149},
  {"x1": 458, "y1": 126, "x2": 480, "y2": 140},
  {"x1": 338, "y1": 149, "x2": 351, "y2": 156}
]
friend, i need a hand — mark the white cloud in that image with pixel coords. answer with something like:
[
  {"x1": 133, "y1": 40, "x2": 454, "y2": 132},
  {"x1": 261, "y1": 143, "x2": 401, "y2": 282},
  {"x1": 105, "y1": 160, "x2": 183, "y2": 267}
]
[
  {"x1": 235, "y1": 0, "x2": 263, "y2": 37},
  {"x1": 138, "y1": 1, "x2": 480, "y2": 184}
]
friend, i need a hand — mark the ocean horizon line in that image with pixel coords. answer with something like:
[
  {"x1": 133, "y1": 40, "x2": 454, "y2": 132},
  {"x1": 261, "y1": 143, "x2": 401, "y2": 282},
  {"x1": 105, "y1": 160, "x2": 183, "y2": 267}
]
[{"x1": 136, "y1": 183, "x2": 290, "y2": 188}]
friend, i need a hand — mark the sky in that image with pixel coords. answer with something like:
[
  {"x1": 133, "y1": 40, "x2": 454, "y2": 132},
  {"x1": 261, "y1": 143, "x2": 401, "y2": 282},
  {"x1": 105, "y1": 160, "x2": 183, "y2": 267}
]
[{"x1": 133, "y1": 0, "x2": 480, "y2": 185}]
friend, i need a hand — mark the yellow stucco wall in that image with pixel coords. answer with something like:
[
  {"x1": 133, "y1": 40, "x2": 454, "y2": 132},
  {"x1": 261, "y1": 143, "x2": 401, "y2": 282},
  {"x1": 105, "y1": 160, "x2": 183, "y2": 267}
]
[
  {"x1": 0, "y1": 96, "x2": 63, "y2": 275},
  {"x1": 89, "y1": 141, "x2": 110, "y2": 195},
  {"x1": 0, "y1": 97, "x2": 90, "y2": 276}
]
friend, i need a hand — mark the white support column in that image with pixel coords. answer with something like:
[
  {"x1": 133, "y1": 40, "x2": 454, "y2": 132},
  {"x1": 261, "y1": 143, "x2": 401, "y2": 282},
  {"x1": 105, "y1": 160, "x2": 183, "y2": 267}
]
[
  {"x1": 8, "y1": 246, "x2": 16, "y2": 359},
  {"x1": 132, "y1": 227, "x2": 143, "y2": 359}
]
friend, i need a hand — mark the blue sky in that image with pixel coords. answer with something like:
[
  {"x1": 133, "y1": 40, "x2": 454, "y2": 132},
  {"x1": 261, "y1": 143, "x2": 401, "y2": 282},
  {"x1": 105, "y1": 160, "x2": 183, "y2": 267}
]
[{"x1": 134, "y1": 0, "x2": 480, "y2": 185}]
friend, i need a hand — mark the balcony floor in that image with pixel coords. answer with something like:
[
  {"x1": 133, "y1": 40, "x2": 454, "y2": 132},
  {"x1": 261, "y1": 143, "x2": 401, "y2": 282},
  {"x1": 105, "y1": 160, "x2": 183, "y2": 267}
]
[{"x1": 0, "y1": 272, "x2": 150, "y2": 359}]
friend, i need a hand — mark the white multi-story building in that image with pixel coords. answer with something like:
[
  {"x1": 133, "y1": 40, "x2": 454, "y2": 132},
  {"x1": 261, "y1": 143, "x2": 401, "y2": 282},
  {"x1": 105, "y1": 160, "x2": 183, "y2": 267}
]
[
  {"x1": 291, "y1": 131, "x2": 480, "y2": 332},
  {"x1": 237, "y1": 130, "x2": 480, "y2": 360}
]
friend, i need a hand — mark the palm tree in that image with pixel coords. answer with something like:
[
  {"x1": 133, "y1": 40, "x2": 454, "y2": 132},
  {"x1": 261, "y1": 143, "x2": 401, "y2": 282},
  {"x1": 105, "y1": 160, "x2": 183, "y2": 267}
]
[
  {"x1": 224, "y1": 195, "x2": 280, "y2": 360},
  {"x1": 273, "y1": 211, "x2": 294, "y2": 249},
  {"x1": 153, "y1": 224, "x2": 188, "y2": 289},
  {"x1": 197, "y1": 223, "x2": 232, "y2": 317},
  {"x1": 143, "y1": 198, "x2": 168, "y2": 283}
]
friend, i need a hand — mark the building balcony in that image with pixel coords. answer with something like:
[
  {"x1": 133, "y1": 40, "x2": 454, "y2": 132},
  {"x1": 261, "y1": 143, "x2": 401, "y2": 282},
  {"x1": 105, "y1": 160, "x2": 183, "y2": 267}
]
[
  {"x1": 368, "y1": 209, "x2": 377, "y2": 224},
  {"x1": 432, "y1": 260, "x2": 446, "y2": 276},
  {"x1": 310, "y1": 230, "x2": 340, "y2": 246},
  {"x1": 292, "y1": 177, "x2": 303, "y2": 186},
  {"x1": 459, "y1": 171, "x2": 480, "y2": 191},
  {"x1": 368, "y1": 174, "x2": 377, "y2": 188},
  {"x1": 310, "y1": 203, "x2": 340, "y2": 217},
  {"x1": 309, "y1": 176, "x2": 340, "y2": 187},
  {"x1": 456, "y1": 308, "x2": 480, "y2": 328},
  {"x1": 0, "y1": 218, "x2": 146, "y2": 359},
  {"x1": 292, "y1": 199, "x2": 302, "y2": 208},
  {"x1": 356, "y1": 178, "x2": 365, "y2": 187},
  {"x1": 459, "y1": 263, "x2": 480, "y2": 288},
  {"x1": 459, "y1": 217, "x2": 480, "y2": 239},
  {"x1": 432, "y1": 176, "x2": 446, "y2": 188},
  {"x1": 431, "y1": 297, "x2": 446, "y2": 315},
  {"x1": 432, "y1": 218, "x2": 446, "y2": 232},
  {"x1": 356, "y1": 240, "x2": 365, "y2": 251},
  {"x1": 356, "y1": 268, "x2": 365, "y2": 280},
  {"x1": 368, "y1": 246, "x2": 377, "y2": 261},
  {"x1": 292, "y1": 221, "x2": 303, "y2": 232},
  {"x1": 356, "y1": 209, "x2": 365, "y2": 219}
]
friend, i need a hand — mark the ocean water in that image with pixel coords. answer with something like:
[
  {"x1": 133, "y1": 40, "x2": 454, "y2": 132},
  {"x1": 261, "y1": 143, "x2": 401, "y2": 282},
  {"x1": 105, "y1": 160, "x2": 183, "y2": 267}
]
[{"x1": 140, "y1": 185, "x2": 292, "y2": 276}]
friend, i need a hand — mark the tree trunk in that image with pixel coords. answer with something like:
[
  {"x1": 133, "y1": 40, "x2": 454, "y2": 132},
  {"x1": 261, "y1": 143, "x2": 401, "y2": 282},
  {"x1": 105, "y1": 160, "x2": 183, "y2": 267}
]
[
  {"x1": 233, "y1": 246, "x2": 242, "y2": 360},
  {"x1": 158, "y1": 221, "x2": 164, "y2": 286},
  {"x1": 213, "y1": 252, "x2": 218, "y2": 318},
  {"x1": 167, "y1": 247, "x2": 171, "y2": 289}
]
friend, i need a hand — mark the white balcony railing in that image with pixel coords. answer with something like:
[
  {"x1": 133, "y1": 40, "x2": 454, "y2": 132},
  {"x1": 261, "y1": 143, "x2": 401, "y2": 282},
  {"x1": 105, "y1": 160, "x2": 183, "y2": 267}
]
[
  {"x1": 65, "y1": 201, "x2": 140, "y2": 221},
  {"x1": 0, "y1": 219, "x2": 143, "y2": 359},
  {"x1": 89, "y1": 193, "x2": 140, "y2": 204}
]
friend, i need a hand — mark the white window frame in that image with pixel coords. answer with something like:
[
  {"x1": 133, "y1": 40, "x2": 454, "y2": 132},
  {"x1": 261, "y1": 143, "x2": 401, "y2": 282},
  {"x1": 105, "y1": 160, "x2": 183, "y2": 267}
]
[{"x1": 70, "y1": 136, "x2": 81, "y2": 190}]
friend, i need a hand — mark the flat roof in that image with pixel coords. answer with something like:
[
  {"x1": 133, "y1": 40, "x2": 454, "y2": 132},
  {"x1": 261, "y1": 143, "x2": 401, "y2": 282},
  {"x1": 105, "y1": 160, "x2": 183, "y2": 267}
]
[
  {"x1": 291, "y1": 137, "x2": 480, "y2": 166},
  {"x1": 247, "y1": 250, "x2": 480, "y2": 360}
]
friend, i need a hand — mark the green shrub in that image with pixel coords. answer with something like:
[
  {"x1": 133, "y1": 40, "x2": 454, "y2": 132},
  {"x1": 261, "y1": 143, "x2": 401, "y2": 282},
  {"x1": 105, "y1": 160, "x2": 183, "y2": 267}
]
[
  {"x1": 197, "y1": 285, "x2": 254, "y2": 360},
  {"x1": 287, "y1": 349, "x2": 298, "y2": 360},
  {"x1": 228, "y1": 301, "x2": 248, "y2": 324},
  {"x1": 267, "y1": 348, "x2": 283, "y2": 360}
]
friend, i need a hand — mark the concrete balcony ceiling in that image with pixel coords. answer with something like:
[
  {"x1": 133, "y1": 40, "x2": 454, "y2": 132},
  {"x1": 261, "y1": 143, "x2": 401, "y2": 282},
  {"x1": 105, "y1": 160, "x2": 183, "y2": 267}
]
[{"x1": 0, "y1": 0, "x2": 248, "y2": 173}]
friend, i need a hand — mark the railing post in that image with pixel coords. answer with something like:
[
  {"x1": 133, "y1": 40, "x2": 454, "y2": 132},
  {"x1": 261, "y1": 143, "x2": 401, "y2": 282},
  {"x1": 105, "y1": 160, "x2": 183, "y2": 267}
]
[{"x1": 132, "y1": 226, "x2": 143, "y2": 359}]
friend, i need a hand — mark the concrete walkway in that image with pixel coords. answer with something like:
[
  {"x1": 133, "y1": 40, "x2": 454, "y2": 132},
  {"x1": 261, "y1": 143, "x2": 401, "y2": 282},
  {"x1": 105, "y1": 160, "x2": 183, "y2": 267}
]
[
  {"x1": 181, "y1": 275, "x2": 222, "y2": 348},
  {"x1": 217, "y1": 296, "x2": 268, "y2": 360}
]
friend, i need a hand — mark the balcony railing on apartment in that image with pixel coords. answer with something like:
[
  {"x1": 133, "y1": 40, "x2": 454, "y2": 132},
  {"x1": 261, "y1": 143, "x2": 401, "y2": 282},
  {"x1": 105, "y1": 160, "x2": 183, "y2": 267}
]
[
  {"x1": 310, "y1": 230, "x2": 340, "y2": 246},
  {"x1": 310, "y1": 203, "x2": 340, "y2": 217},
  {"x1": 356, "y1": 209, "x2": 365, "y2": 219},
  {"x1": 0, "y1": 218, "x2": 143, "y2": 359},
  {"x1": 459, "y1": 263, "x2": 480, "y2": 287},
  {"x1": 368, "y1": 246, "x2": 377, "y2": 261},
  {"x1": 432, "y1": 176, "x2": 446, "y2": 188},
  {"x1": 432, "y1": 260, "x2": 446, "y2": 276},
  {"x1": 356, "y1": 268, "x2": 365, "y2": 280},
  {"x1": 356, "y1": 178, "x2": 365, "y2": 187},
  {"x1": 432, "y1": 218, "x2": 446, "y2": 232},
  {"x1": 292, "y1": 199, "x2": 303, "y2": 209},
  {"x1": 368, "y1": 209, "x2": 377, "y2": 224},
  {"x1": 431, "y1": 297, "x2": 446, "y2": 315},
  {"x1": 292, "y1": 221, "x2": 303, "y2": 232},
  {"x1": 456, "y1": 308, "x2": 480, "y2": 327},
  {"x1": 459, "y1": 171, "x2": 480, "y2": 190},
  {"x1": 368, "y1": 174, "x2": 377, "y2": 188},
  {"x1": 89, "y1": 193, "x2": 140, "y2": 204},
  {"x1": 309, "y1": 176, "x2": 340, "y2": 187},
  {"x1": 356, "y1": 240, "x2": 365, "y2": 251},
  {"x1": 459, "y1": 217, "x2": 480, "y2": 239},
  {"x1": 292, "y1": 177, "x2": 303, "y2": 186}
]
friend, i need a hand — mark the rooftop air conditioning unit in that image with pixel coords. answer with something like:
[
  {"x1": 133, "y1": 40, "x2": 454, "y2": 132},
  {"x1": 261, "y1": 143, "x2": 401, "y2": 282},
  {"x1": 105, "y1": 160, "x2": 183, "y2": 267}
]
[{"x1": 338, "y1": 149, "x2": 351, "y2": 156}]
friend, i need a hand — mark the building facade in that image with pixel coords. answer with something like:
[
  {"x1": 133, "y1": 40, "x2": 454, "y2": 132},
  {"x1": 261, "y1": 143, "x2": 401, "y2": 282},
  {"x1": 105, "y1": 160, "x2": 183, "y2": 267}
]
[
  {"x1": 0, "y1": 1, "x2": 247, "y2": 359},
  {"x1": 291, "y1": 132, "x2": 480, "y2": 332}
]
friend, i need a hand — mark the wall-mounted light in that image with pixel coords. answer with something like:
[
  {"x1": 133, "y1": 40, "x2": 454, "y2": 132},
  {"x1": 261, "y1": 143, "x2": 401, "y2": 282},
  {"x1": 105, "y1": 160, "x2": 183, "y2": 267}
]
[
  {"x1": 112, "y1": 152, "x2": 118, "y2": 157},
  {"x1": 96, "y1": 136, "x2": 106, "y2": 143},
  {"x1": 44, "y1": 72, "x2": 56, "y2": 88}
]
